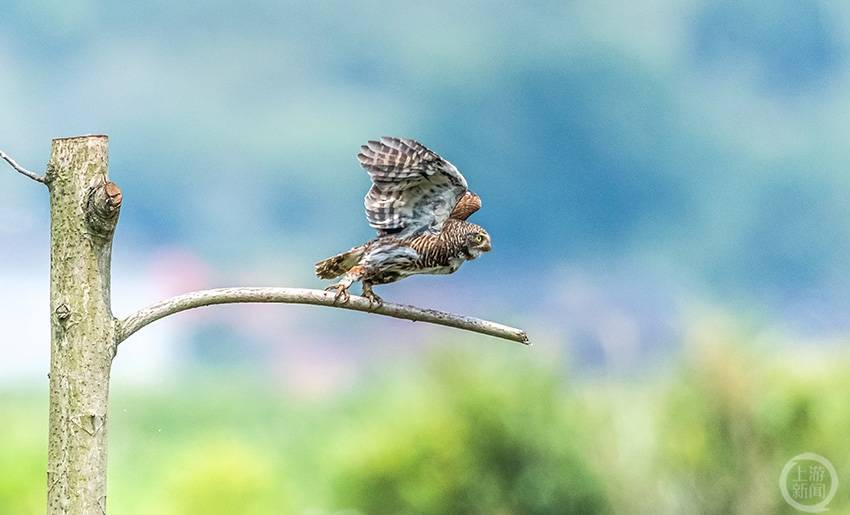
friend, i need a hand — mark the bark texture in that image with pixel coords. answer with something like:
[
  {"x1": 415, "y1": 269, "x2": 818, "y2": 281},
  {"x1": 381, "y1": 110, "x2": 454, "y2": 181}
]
[{"x1": 46, "y1": 135, "x2": 120, "y2": 515}]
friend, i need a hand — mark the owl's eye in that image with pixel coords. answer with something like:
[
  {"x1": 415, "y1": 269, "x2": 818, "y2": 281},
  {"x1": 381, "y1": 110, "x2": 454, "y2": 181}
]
[{"x1": 474, "y1": 234, "x2": 485, "y2": 243}]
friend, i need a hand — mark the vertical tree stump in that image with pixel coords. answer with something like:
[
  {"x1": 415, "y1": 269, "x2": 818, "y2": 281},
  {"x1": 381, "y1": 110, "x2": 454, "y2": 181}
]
[{"x1": 46, "y1": 135, "x2": 121, "y2": 514}]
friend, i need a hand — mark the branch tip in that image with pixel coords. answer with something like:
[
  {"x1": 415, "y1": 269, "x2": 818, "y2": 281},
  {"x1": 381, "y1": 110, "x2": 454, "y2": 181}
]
[{"x1": 0, "y1": 149, "x2": 46, "y2": 183}]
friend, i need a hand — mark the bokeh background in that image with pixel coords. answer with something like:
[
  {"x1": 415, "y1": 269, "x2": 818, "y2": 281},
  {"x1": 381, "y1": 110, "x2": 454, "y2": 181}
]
[{"x1": 3, "y1": 0, "x2": 850, "y2": 513}]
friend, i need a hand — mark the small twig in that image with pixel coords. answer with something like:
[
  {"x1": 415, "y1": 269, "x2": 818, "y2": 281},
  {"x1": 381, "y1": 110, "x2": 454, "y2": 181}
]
[
  {"x1": 116, "y1": 287, "x2": 529, "y2": 345},
  {"x1": 0, "y1": 149, "x2": 46, "y2": 183}
]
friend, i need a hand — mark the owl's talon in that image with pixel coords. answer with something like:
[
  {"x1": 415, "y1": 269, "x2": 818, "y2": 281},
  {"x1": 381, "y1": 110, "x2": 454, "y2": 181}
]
[
  {"x1": 325, "y1": 284, "x2": 350, "y2": 304},
  {"x1": 365, "y1": 292, "x2": 383, "y2": 308},
  {"x1": 361, "y1": 284, "x2": 383, "y2": 308}
]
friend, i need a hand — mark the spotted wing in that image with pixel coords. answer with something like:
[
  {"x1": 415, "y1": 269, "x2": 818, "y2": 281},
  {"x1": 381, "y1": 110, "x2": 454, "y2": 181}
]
[{"x1": 358, "y1": 137, "x2": 468, "y2": 237}]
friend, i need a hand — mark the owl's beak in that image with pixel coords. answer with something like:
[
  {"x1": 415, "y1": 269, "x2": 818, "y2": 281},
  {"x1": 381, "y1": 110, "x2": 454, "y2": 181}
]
[{"x1": 481, "y1": 236, "x2": 492, "y2": 252}]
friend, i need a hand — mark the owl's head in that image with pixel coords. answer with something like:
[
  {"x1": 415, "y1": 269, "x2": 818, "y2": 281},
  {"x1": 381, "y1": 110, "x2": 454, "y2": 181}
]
[{"x1": 464, "y1": 226, "x2": 492, "y2": 259}]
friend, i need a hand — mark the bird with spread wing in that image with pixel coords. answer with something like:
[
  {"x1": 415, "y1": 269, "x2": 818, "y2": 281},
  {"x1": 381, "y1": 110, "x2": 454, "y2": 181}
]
[{"x1": 315, "y1": 137, "x2": 492, "y2": 306}]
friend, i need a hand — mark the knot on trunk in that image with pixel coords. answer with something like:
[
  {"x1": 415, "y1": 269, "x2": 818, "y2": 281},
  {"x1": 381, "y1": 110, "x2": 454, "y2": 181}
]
[{"x1": 85, "y1": 181, "x2": 122, "y2": 238}]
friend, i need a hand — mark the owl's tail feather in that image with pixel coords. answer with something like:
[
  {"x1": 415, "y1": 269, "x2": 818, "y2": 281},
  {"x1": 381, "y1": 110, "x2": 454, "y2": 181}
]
[{"x1": 315, "y1": 245, "x2": 366, "y2": 279}]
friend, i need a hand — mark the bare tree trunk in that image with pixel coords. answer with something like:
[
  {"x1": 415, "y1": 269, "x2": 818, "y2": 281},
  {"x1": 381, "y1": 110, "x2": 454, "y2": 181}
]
[
  {"x1": 2, "y1": 134, "x2": 527, "y2": 514},
  {"x1": 46, "y1": 135, "x2": 121, "y2": 514}
]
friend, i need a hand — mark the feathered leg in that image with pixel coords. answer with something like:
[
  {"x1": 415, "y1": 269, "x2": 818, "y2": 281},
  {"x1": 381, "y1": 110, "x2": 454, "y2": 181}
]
[{"x1": 324, "y1": 265, "x2": 365, "y2": 304}]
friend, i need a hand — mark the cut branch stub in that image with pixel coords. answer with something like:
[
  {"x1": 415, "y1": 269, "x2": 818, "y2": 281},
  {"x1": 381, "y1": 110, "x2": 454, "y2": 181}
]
[{"x1": 86, "y1": 180, "x2": 123, "y2": 237}]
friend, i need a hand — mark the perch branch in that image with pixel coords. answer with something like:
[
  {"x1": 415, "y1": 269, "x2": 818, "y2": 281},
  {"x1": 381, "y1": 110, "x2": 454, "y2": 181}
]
[
  {"x1": 116, "y1": 287, "x2": 529, "y2": 345},
  {"x1": 0, "y1": 149, "x2": 46, "y2": 183}
]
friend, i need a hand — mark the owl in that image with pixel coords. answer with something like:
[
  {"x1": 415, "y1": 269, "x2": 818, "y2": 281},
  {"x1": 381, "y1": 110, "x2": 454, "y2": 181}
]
[{"x1": 315, "y1": 137, "x2": 492, "y2": 306}]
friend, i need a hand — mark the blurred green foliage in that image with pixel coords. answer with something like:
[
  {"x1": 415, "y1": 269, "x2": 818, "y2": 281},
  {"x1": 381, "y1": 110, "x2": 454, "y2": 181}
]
[
  {"x1": 332, "y1": 352, "x2": 608, "y2": 514},
  {"x1": 2, "y1": 329, "x2": 849, "y2": 514}
]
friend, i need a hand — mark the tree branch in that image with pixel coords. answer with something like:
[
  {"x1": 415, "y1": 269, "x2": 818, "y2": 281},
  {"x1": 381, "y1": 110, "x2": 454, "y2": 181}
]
[
  {"x1": 0, "y1": 149, "x2": 46, "y2": 183},
  {"x1": 116, "y1": 287, "x2": 529, "y2": 345}
]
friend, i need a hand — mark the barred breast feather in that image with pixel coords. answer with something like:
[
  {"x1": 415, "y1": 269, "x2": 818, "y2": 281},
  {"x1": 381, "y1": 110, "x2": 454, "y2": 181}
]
[{"x1": 405, "y1": 219, "x2": 474, "y2": 269}]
